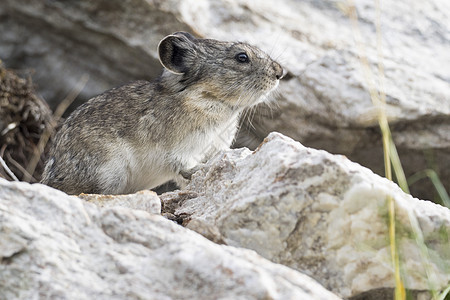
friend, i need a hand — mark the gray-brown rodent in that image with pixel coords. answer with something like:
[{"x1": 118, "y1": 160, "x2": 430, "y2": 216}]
[{"x1": 41, "y1": 32, "x2": 284, "y2": 195}]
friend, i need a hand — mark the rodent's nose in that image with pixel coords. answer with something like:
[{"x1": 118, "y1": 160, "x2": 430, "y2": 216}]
[{"x1": 273, "y1": 62, "x2": 284, "y2": 80}]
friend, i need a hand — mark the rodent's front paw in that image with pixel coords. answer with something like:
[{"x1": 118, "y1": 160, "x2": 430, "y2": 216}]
[{"x1": 180, "y1": 164, "x2": 205, "y2": 180}]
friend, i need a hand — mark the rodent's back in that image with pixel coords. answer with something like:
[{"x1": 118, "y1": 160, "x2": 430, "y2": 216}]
[
  {"x1": 42, "y1": 80, "x2": 189, "y2": 193},
  {"x1": 41, "y1": 81, "x2": 154, "y2": 193}
]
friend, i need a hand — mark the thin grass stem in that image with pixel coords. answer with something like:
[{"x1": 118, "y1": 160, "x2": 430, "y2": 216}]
[{"x1": 346, "y1": 1, "x2": 405, "y2": 298}]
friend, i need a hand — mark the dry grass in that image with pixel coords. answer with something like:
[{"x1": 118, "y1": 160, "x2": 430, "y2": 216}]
[
  {"x1": 0, "y1": 61, "x2": 53, "y2": 182},
  {"x1": 340, "y1": 1, "x2": 449, "y2": 299},
  {"x1": 0, "y1": 61, "x2": 88, "y2": 183}
]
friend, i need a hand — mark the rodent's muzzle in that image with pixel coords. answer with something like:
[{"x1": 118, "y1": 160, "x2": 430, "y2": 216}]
[{"x1": 273, "y1": 62, "x2": 284, "y2": 80}]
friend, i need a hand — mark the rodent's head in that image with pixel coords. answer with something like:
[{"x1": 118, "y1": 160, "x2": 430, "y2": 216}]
[{"x1": 158, "y1": 32, "x2": 284, "y2": 109}]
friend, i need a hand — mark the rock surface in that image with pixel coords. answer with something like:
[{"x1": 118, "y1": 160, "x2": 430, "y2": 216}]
[
  {"x1": 0, "y1": 0, "x2": 448, "y2": 200},
  {"x1": 79, "y1": 190, "x2": 161, "y2": 214},
  {"x1": 0, "y1": 178, "x2": 341, "y2": 300},
  {"x1": 161, "y1": 132, "x2": 450, "y2": 299}
]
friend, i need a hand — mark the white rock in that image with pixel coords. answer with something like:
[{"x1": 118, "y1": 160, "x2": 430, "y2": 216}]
[
  {"x1": 0, "y1": 179, "x2": 341, "y2": 300},
  {"x1": 164, "y1": 132, "x2": 450, "y2": 299},
  {"x1": 79, "y1": 190, "x2": 161, "y2": 215}
]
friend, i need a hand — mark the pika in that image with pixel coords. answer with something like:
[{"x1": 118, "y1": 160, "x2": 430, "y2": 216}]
[{"x1": 41, "y1": 32, "x2": 283, "y2": 195}]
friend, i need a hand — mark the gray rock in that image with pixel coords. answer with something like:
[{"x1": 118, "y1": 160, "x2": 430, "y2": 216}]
[
  {"x1": 1, "y1": 0, "x2": 448, "y2": 199},
  {"x1": 0, "y1": 0, "x2": 190, "y2": 108},
  {"x1": 0, "y1": 178, "x2": 341, "y2": 300},
  {"x1": 162, "y1": 132, "x2": 450, "y2": 299}
]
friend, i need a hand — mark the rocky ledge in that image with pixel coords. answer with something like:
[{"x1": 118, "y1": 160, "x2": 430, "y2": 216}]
[
  {"x1": 1, "y1": 133, "x2": 449, "y2": 299},
  {"x1": 0, "y1": 178, "x2": 338, "y2": 299}
]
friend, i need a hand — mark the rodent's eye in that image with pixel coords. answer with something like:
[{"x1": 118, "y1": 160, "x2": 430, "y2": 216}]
[{"x1": 235, "y1": 52, "x2": 249, "y2": 63}]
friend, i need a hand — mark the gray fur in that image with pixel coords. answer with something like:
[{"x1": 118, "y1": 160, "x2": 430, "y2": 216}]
[{"x1": 41, "y1": 32, "x2": 284, "y2": 195}]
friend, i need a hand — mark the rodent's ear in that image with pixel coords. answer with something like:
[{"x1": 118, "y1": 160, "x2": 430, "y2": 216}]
[
  {"x1": 170, "y1": 32, "x2": 197, "y2": 42},
  {"x1": 158, "y1": 32, "x2": 197, "y2": 75}
]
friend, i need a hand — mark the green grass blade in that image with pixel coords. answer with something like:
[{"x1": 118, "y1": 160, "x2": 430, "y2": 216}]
[
  {"x1": 408, "y1": 169, "x2": 450, "y2": 208},
  {"x1": 437, "y1": 285, "x2": 450, "y2": 300}
]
